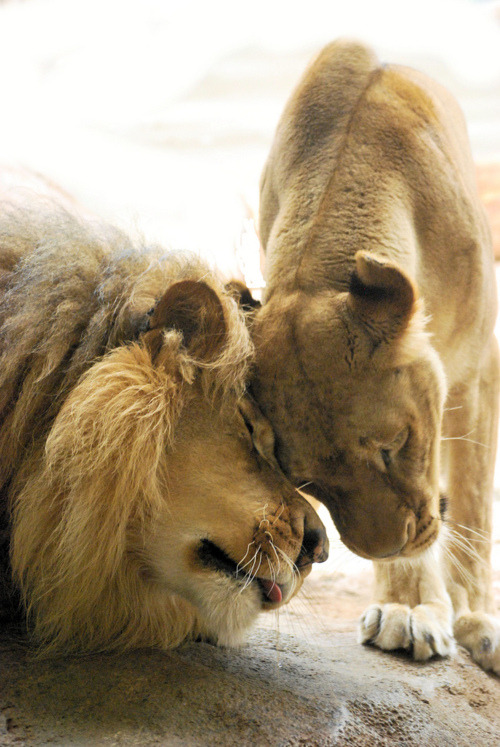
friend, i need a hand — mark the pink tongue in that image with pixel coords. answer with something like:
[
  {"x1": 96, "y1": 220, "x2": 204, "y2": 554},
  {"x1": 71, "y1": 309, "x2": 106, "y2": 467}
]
[{"x1": 260, "y1": 579, "x2": 283, "y2": 604}]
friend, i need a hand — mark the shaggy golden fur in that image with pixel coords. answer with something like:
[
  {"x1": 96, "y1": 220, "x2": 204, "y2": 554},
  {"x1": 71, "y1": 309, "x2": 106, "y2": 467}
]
[
  {"x1": 249, "y1": 40, "x2": 499, "y2": 673},
  {"x1": 0, "y1": 169, "x2": 327, "y2": 655}
]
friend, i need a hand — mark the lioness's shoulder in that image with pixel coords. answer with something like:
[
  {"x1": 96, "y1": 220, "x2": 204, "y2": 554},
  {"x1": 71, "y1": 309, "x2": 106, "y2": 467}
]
[
  {"x1": 280, "y1": 40, "x2": 379, "y2": 161},
  {"x1": 298, "y1": 38, "x2": 379, "y2": 96},
  {"x1": 268, "y1": 39, "x2": 474, "y2": 195},
  {"x1": 282, "y1": 40, "x2": 451, "y2": 149}
]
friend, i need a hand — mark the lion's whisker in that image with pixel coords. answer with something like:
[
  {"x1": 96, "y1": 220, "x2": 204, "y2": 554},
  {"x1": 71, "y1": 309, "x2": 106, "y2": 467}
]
[
  {"x1": 235, "y1": 540, "x2": 257, "y2": 575},
  {"x1": 237, "y1": 547, "x2": 261, "y2": 588}
]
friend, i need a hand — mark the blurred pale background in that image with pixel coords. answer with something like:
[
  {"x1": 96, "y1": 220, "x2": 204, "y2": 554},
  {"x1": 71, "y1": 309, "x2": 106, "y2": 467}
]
[{"x1": 0, "y1": 0, "x2": 498, "y2": 273}]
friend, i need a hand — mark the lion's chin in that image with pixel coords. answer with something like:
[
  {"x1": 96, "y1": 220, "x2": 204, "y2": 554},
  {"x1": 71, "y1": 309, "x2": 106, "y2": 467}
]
[
  {"x1": 194, "y1": 565, "x2": 308, "y2": 647},
  {"x1": 192, "y1": 578, "x2": 264, "y2": 648},
  {"x1": 184, "y1": 568, "x2": 298, "y2": 648}
]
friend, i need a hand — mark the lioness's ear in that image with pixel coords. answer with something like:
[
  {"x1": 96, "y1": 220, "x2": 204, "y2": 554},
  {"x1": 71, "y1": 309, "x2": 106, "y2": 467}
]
[
  {"x1": 141, "y1": 280, "x2": 227, "y2": 362},
  {"x1": 347, "y1": 251, "x2": 418, "y2": 344}
]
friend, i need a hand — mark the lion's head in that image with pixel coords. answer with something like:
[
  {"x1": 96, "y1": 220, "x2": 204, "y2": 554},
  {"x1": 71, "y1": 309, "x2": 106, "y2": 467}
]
[
  {"x1": 0, "y1": 201, "x2": 328, "y2": 655},
  {"x1": 251, "y1": 251, "x2": 447, "y2": 561}
]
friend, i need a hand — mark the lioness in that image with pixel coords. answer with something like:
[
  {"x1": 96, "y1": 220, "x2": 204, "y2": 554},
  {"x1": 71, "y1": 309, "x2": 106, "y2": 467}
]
[
  {"x1": 251, "y1": 40, "x2": 499, "y2": 673},
  {"x1": 0, "y1": 168, "x2": 327, "y2": 655}
]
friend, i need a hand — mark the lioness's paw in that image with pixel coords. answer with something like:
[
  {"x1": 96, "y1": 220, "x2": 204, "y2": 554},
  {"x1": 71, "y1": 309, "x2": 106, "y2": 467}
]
[
  {"x1": 454, "y1": 612, "x2": 500, "y2": 675},
  {"x1": 359, "y1": 603, "x2": 455, "y2": 661}
]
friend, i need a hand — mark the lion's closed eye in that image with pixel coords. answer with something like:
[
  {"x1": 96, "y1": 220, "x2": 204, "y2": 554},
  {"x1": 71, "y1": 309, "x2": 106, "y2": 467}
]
[{"x1": 238, "y1": 396, "x2": 280, "y2": 470}]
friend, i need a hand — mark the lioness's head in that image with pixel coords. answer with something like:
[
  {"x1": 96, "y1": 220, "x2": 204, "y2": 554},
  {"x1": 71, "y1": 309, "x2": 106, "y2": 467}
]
[
  {"x1": 251, "y1": 252, "x2": 447, "y2": 561},
  {"x1": 11, "y1": 278, "x2": 327, "y2": 654}
]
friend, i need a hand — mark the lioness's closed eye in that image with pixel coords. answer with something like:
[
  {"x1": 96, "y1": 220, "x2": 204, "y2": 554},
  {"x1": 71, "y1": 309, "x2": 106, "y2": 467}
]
[
  {"x1": 248, "y1": 39, "x2": 500, "y2": 674},
  {"x1": 0, "y1": 166, "x2": 328, "y2": 655}
]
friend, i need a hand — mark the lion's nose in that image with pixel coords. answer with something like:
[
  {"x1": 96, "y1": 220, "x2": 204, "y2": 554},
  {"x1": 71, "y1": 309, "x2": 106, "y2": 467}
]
[{"x1": 296, "y1": 508, "x2": 329, "y2": 567}]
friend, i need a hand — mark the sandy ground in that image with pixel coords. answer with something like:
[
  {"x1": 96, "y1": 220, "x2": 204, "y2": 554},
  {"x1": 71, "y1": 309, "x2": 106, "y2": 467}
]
[{"x1": 0, "y1": 1, "x2": 499, "y2": 744}]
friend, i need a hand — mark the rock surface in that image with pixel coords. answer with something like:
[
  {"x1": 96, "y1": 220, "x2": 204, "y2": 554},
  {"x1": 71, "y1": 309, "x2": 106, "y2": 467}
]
[{"x1": 1, "y1": 558, "x2": 499, "y2": 747}]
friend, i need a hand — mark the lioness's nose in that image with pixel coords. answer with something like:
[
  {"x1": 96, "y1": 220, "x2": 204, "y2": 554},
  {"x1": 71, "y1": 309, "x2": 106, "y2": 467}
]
[{"x1": 296, "y1": 504, "x2": 329, "y2": 567}]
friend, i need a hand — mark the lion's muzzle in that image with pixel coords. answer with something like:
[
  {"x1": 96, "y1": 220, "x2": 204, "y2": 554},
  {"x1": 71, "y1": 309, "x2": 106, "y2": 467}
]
[
  {"x1": 253, "y1": 492, "x2": 329, "y2": 570},
  {"x1": 196, "y1": 490, "x2": 328, "y2": 609},
  {"x1": 297, "y1": 512, "x2": 330, "y2": 566}
]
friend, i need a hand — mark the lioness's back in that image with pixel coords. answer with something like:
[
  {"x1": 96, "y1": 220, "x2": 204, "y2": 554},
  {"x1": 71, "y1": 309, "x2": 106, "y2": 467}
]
[
  {"x1": 260, "y1": 40, "x2": 378, "y2": 257},
  {"x1": 261, "y1": 39, "x2": 493, "y2": 345}
]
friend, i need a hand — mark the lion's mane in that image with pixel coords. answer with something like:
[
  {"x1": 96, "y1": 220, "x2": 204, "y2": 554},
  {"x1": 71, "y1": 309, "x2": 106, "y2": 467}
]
[{"x1": 0, "y1": 201, "x2": 252, "y2": 653}]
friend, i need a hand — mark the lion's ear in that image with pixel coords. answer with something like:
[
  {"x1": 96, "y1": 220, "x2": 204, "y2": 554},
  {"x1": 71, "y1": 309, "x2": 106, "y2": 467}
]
[
  {"x1": 347, "y1": 251, "x2": 419, "y2": 344},
  {"x1": 141, "y1": 280, "x2": 227, "y2": 363},
  {"x1": 225, "y1": 279, "x2": 261, "y2": 313}
]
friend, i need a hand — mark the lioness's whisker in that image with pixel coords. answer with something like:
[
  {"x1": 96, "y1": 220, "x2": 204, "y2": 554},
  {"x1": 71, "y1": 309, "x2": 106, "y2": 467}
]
[
  {"x1": 243, "y1": 551, "x2": 260, "y2": 585},
  {"x1": 449, "y1": 522, "x2": 490, "y2": 542},
  {"x1": 257, "y1": 503, "x2": 269, "y2": 522},
  {"x1": 448, "y1": 536, "x2": 488, "y2": 563},
  {"x1": 275, "y1": 546, "x2": 300, "y2": 596},
  {"x1": 441, "y1": 431, "x2": 488, "y2": 448},
  {"x1": 446, "y1": 530, "x2": 486, "y2": 566},
  {"x1": 443, "y1": 545, "x2": 481, "y2": 590},
  {"x1": 446, "y1": 525, "x2": 486, "y2": 555},
  {"x1": 239, "y1": 573, "x2": 255, "y2": 594},
  {"x1": 286, "y1": 592, "x2": 325, "y2": 634},
  {"x1": 274, "y1": 504, "x2": 285, "y2": 521},
  {"x1": 274, "y1": 604, "x2": 312, "y2": 645},
  {"x1": 326, "y1": 547, "x2": 359, "y2": 575}
]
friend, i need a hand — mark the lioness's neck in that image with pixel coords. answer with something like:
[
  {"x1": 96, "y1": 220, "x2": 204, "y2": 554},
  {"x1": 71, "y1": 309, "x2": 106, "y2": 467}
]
[{"x1": 264, "y1": 182, "x2": 416, "y2": 302}]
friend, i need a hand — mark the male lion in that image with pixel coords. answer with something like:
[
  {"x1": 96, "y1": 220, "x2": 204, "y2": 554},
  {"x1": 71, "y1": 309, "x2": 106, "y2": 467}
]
[
  {"x1": 250, "y1": 40, "x2": 499, "y2": 673},
  {"x1": 0, "y1": 168, "x2": 328, "y2": 655}
]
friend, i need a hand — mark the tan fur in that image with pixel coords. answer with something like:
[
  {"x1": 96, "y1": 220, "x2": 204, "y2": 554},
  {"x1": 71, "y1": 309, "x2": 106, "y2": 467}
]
[
  {"x1": 252, "y1": 40, "x2": 500, "y2": 672},
  {"x1": 0, "y1": 169, "x2": 327, "y2": 655}
]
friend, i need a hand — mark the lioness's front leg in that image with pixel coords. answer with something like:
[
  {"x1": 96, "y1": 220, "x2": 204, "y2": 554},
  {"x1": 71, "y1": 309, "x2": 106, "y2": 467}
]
[
  {"x1": 360, "y1": 341, "x2": 500, "y2": 672},
  {"x1": 360, "y1": 553, "x2": 455, "y2": 661},
  {"x1": 443, "y1": 341, "x2": 500, "y2": 674}
]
